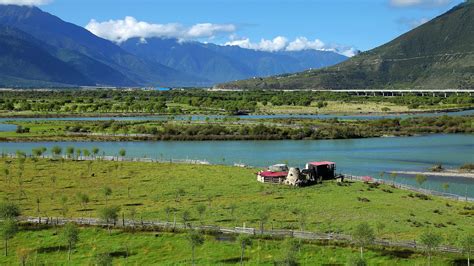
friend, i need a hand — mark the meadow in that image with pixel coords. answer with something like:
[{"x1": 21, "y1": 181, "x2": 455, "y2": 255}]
[
  {"x1": 1, "y1": 158, "x2": 472, "y2": 239},
  {"x1": 0, "y1": 157, "x2": 473, "y2": 264},
  {"x1": 0, "y1": 226, "x2": 466, "y2": 265}
]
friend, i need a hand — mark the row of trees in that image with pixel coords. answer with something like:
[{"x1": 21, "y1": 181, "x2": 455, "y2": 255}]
[{"x1": 2, "y1": 89, "x2": 472, "y2": 114}]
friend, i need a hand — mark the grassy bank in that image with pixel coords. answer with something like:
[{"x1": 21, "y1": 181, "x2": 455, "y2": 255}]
[
  {"x1": 0, "y1": 226, "x2": 465, "y2": 265},
  {"x1": 0, "y1": 158, "x2": 472, "y2": 242}
]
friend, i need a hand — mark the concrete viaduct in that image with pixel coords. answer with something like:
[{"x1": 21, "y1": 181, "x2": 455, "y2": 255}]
[{"x1": 294, "y1": 89, "x2": 474, "y2": 97}]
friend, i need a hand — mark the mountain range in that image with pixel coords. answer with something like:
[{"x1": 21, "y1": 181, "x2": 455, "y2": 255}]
[
  {"x1": 0, "y1": 5, "x2": 347, "y2": 87},
  {"x1": 218, "y1": 1, "x2": 474, "y2": 90}
]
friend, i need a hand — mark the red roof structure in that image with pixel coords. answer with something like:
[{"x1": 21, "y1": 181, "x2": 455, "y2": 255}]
[
  {"x1": 259, "y1": 171, "x2": 288, "y2": 178},
  {"x1": 308, "y1": 161, "x2": 335, "y2": 166},
  {"x1": 362, "y1": 176, "x2": 373, "y2": 182}
]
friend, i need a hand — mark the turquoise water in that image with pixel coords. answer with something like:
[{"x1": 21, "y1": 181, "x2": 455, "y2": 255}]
[
  {"x1": 0, "y1": 123, "x2": 16, "y2": 132},
  {"x1": 1, "y1": 134, "x2": 472, "y2": 197}
]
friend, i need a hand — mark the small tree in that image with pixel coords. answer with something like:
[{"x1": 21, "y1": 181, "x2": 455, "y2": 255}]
[
  {"x1": 118, "y1": 149, "x2": 126, "y2": 160},
  {"x1": 102, "y1": 187, "x2": 112, "y2": 206},
  {"x1": 52, "y1": 146, "x2": 62, "y2": 159},
  {"x1": 94, "y1": 252, "x2": 112, "y2": 266},
  {"x1": 32, "y1": 148, "x2": 43, "y2": 158},
  {"x1": 92, "y1": 147, "x2": 100, "y2": 158},
  {"x1": 298, "y1": 210, "x2": 307, "y2": 231},
  {"x1": 17, "y1": 248, "x2": 32, "y2": 266},
  {"x1": 375, "y1": 221, "x2": 385, "y2": 236},
  {"x1": 390, "y1": 172, "x2": 397, "y2": 185},
  {"x1": 182, "y1": 210, "x2": 191, "y2": 228},
  {"x1": 77, "y1": 193, "x2": 90, "y2": 209},
  {"x1": 1, "y1": 219, "x2": 18, "y2": 256},
  {"x1": 187, "y1": 230, "x2": 204, "y2": 266},
  {"x1": 442, "y1": 183, "x2": 450, "y2": 193},
  {"x1": 282, "y1": 238, "x2": 301, "y2": 266},
  {"x1": 83, "y1": 149, "x2": 90, "y2": 158},
  {"x1": 257, "y1": 208, "x2": 270, "y2": 234},
  {"x1": 98, "y1": 206, "x2": 121, "y2": 233},
  {"x1": 66, "y1": 146, "x2": 75, "y2": 159},
  {"x1": 196, "y1": 204, "x2": 206, "y2": 224},
  {"x1": 0, "y1": 202, "x2": 21, "y2": 219},
  {"x1": 61, "y1": 223, "x2": 79, "y2": 261},
  {"x1": 415, "y1": 174, "x2": 427, "y2": 189},
  {"x1": 35, "y1": 197, "x2": 41, "y2": 214},
  {"x1": 352, "y1": 222, "x2": 375, "y2": 259},
  {"x1": 229, "y1": 203, "x2": 237, "y2": 224},
  {"x1": 459, "y1": 234, "x2": 474, "y2": 266},
  {"x1": 164, "y1": 206, "x2": 173, "y2": 222},
  {"x1": 60, "y1": 196, "x2": 69, "y2": 218},
  {"x1": 75, "y1": 149, "x2": 82, "y2": 160},
  {"x1": 420, "y1": 231, "x2": 443, "y2": 266},
  {"x1": 238, "y1": 235, "x2": 252, "y2": 266}
]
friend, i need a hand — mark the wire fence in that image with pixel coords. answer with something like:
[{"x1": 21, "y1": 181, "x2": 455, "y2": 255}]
[{"x1": 344, "y1": 174, "x2": 474, "y2": 203}]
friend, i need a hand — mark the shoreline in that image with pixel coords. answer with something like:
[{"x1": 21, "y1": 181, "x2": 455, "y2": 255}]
[
  {"x1": 391, "y1": 170, "x2": 474, "y2": 179},
  {"x1": 0, "y1": 106, "x2": 472, "y2": 119}
]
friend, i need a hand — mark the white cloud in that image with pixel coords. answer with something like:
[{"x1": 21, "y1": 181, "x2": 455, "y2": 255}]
[
  {"x1": 286, "y1": 37, "x2": 325, "y2": 51},
  {"x1": 187, "y1": 23, "x2": 236, "y2": 38},
  {"x1": 225, "y1": 36, "x2": 358, "y2": 57},
  {"x1": 225, "y1": 36, "x2": 289, "y2": 52},
  {"x1": 86, "y1": 17, "x2": 357, "y2": 57},
  {"x1": 85, "y1": 16, "x2": 236, "y2": 43},
  {"x1": 0, "y1": 0, "x2": 51, "y2": 5},
  {"x1": 389, "y1": 0, "x2": 452, "y2": 7}
]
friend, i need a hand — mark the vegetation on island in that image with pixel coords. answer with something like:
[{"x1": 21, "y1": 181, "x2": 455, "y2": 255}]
[{"x1": 1, "y1": 114, "x2": 472, "y2": 142}]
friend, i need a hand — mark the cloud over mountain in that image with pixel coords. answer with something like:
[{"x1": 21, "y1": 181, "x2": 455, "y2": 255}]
[
  {"x1": 225, "y1": 36, "x2": 358, "y2": 57},
  {"x1": 85, "y1": 16, "x2": 236, "y2": 43},
  {"x1": 389, "y1": 0, "x2": 452, "y2": 8},
  {"x1": 86, "y1": 17, "x2": 357, "y2": 57},
  {"x1": 0, "y1": 0, "x2": 51, "y2": 5}
]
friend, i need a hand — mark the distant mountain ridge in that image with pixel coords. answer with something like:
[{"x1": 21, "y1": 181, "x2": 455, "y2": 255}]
[
  {"x1": 218, "y1": 1, "x2": 474, "y2": 90},
  {"x1": 0, "y1": 4, "x2": 347, "y2": 87},
  {"x1": 120, "y1": 38, "x2": 348, "y2": 83}
]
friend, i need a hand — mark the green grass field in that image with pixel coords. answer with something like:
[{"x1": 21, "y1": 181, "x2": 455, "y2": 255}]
[
  {"x1": 0, "y1": 226, "x2": 466, "y2": 265},
  {"x1": 1, "y1": 158, "x2": 472, "y2": 241}
]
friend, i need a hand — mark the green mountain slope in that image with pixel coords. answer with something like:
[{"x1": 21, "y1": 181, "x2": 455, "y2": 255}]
[
  {"x1": 218, "y1": 2, "x2": 474, "y2": 90},
  {"x1": 0, "y1": 5, "x2": 204, "y2": 87},
  {"x1": 0, "y1": 26, "x2": 93, "y2": 86}
]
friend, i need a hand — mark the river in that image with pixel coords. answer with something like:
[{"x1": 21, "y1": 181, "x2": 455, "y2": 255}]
[{"x1": 1, "y1": 134, "x2": 472, "y2": 197}]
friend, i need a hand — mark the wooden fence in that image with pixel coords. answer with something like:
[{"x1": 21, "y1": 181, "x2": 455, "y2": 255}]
[{"x1": 21, "y1": 216, "x2": 463, "y2": 255}]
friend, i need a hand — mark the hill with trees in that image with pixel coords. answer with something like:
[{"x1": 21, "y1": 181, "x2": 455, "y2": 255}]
[{"x1": 217, "y1": 1, "x2": 474, "y2": 90}]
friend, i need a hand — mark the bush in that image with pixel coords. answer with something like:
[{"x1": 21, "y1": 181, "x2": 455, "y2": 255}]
[
  {"x1": 460, "y1": 163, "x2": 474, "y2": 171},
  {"x1": 15, "y1": 126, "x2": 30, "y2": 134}
]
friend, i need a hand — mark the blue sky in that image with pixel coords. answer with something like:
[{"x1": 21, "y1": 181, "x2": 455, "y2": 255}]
[{"x1": 6, "y1": 0, "x2": 465, "y2": 55}]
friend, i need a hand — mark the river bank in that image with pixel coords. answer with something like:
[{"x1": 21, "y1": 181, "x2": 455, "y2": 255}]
[
  {"x1": 1, "y1": 134, "x2": 472, "y2": 197},
  {"x1": 391, "y1": 170, "x2": 474, "y2": 179},
  {"x1": 0, "y1": 106, "x2": 472, "y2": 119}
]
